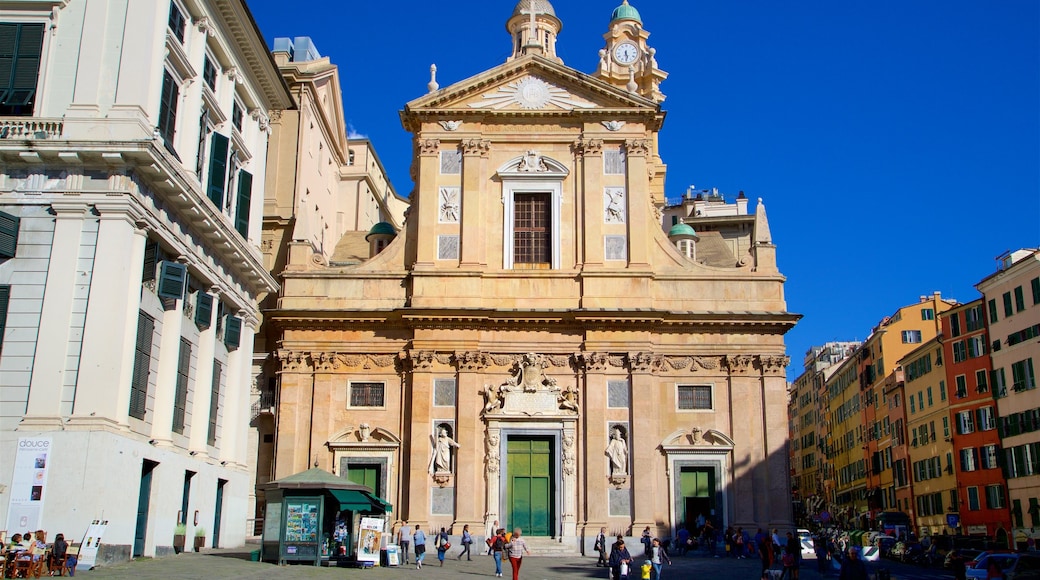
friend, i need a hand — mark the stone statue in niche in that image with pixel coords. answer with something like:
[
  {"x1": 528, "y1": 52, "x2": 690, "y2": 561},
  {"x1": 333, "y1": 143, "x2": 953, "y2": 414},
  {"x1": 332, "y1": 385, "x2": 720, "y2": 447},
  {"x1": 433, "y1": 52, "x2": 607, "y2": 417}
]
[
  {"x1": 429, "y1": 426, "x2": 460, "y2": 474},
  {"x1": 606, "y1": 426, "x2": 628, "y2": 476}
]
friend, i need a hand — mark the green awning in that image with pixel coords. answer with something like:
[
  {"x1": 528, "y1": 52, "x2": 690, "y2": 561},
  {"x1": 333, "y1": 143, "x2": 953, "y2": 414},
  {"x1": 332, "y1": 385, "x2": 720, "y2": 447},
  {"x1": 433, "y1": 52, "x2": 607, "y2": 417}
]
[{"x1": 329, "y1": 489, "x2": 392, "y2": 514}]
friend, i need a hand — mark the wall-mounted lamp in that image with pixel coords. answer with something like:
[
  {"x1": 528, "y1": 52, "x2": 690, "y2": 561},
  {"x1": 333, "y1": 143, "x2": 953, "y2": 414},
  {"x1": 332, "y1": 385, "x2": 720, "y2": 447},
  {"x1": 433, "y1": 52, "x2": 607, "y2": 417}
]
[
  {"x1": 148, "y1": 439, "x2": 157, "y2": 446},
  {"x1": 189, "y1": 450, "x2": 197, "y2": 456},
  {"x1": 220, "y1": 461, "x2": 228, "y2": 466}
]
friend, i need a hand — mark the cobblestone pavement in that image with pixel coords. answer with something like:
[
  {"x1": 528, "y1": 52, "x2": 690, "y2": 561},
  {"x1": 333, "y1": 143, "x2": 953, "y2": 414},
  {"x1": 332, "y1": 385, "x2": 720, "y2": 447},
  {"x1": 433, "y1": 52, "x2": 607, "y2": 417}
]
[{"x1": 78, "y1": 548, "x2": 951, "y2": 580}]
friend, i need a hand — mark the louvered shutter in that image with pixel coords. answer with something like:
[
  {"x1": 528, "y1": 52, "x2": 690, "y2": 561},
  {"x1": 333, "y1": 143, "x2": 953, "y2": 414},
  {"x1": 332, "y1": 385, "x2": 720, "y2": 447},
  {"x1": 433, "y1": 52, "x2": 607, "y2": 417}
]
[
  {"x1": 0, "y1": 285, "x2": 9, "y2": 356},
  {"x1": 223, "y1": 315, "x2": 241, "y2": 350},
  {"x1": 0, "y1": 210, "x2": 18, "y2": 258},
  {"x1": 195, "y1": 292, "x2": 213, "y2": 330},
  {"x1": 0, "y1": 24, "x2": 43, "y2": 114},
  {"x1": 129, "y1": 312, "x2": 155, "y2": 419},
  {"x1": 172, "y1": 338, "x2": 191, "y2": 433},
  {"x1": 207, "y1": 360, "x2": 222, "y2": 446},
  {"x1": 157, "y1": 261, "x2": 186, "y2": 300},
  {"x1": 158, "y1": 70, "x2": 179, "y2": 147},
  {"x1": 234, "y1": 170, "x2": 252, "y2": 237},
  {"x1": 141, "y1": 239, "x2": 159, "y2": 282},
  {"x1": 206, "y1": 133, "x2": 229, "y2": 208}
]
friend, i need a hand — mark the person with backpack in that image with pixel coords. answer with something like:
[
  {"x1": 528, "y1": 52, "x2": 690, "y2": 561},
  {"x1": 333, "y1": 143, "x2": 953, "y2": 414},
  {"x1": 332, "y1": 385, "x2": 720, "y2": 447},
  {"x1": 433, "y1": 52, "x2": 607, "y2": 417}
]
[{"x1": 491, "y1": 528, "x2": 507, "y2": 577}]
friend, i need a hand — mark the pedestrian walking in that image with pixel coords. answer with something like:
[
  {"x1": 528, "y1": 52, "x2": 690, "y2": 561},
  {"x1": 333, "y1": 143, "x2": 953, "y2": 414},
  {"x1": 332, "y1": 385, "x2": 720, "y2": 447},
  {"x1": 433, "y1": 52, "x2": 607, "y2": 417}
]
[
  {"x1": 595, "y1": 527, "x2": 609, "y2": 567},
  {"x1": 398, "y1": 521, "x2": 412, "y2": 565},
  {"x1": 675, "y1": 527, "x2": 689, "y2": 557},
  {"x1": 491, "y1": 528, "x2": 507, "y2": 577},
  {"x1": 505, "y1": 527, "x2": 530, "y2": 580},
  {"x1": 459, "y1": 524, "x2": 473, "y2": 560},
  {"x1": 609, "y1": 538, "x2": 634, "y2": 580},
  {"x1": 641, "y1": 526, "x2": 653, "y2": 557},
  {"x1": 780, "y1": 531, "x2": 800, "y2": 580},
  {"x1": 436, "y1": 527, "x2": 450, "y2": 566},
  {"x1": 649, "y1": 537, "x2": 671, "y2": 579},
  {"x1": 413, "y1": 527, "x2": 427, "y2": 569},
  {"x1": 838, "y1": 547, "x2": 868, "y2": 580}
]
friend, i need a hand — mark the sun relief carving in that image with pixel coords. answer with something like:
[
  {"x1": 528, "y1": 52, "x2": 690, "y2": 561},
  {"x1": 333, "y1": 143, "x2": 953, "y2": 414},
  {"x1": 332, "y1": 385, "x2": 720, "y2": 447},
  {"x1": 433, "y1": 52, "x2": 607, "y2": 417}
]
[{"x1": 470, "y1": 77, "x2": 597, "y2": 110}]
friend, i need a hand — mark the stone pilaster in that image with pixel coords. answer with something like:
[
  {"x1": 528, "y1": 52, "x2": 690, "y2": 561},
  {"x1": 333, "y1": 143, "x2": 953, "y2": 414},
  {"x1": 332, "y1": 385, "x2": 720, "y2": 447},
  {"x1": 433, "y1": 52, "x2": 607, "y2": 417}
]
[
  {"x1": 405, "y1": 350, "x2": 435, "y2": 529},
  {"x1": 414, "y1": 139, "x2": 441, "y2": 268},
  {"x1": 186, "y1": 287, "x2": 218, "y2": 456},
  {"x1": 455, "y1": 351, "x2": 486, "y2": 530},
  {"x1": 576, "y1": 139, "x2": 604, "y2": 268},
  {"x1": 274, "y1": 350, "x2": 312, "y2": 478},
  {"x1": 460, "y1": 140, "x2": 489, "y2": 268},
  {"x1": 624, "y1": 139, "x2": 651, "y2": 268},
  {"x1": 762, "y1": 355, "x2": 795, "y2": 529},
  {"x1": 580, "y1": 351, "x2": 610, "y2": 532},
  {"x1": 23, "y1": 203, "x2": 91, "y2": 427},
  {"x1": 725, "y1": 354, "x2": 764, "y2": 528},
  {"x1": 629, "y1": 352, "x2": 658, "y2": 531}
]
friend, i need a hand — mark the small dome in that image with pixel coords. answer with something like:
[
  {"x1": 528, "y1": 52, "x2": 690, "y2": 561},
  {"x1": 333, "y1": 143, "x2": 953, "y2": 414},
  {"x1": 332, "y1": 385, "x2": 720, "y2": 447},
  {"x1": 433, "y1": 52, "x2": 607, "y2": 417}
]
[
  {"x1": 365, "y1": 221, "x2": 397, "y2": 241},
  {"x1": 511, "y1": 0, "x2": 556, "y2": 18},
  {"x1": 668, "y1": 221, "x2": 698, "y2": 239},
  {"x1": 610, "y1": 0, "x2": 642, "y2": 24}
]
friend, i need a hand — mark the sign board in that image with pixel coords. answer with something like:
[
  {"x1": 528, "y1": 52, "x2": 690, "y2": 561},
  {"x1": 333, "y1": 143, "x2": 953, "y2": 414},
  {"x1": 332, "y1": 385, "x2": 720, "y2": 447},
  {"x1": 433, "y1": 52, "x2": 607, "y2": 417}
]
[
  {"x1": 5, "y1": 437, "x2": 52, "y2": 532},
  {"x1": 947, "y1": 514, "x2": 960, "y2": 528},
  {"x1": 357, "y1": 517, "x2": 384, "y2": 564},
  {"x1": 967, "y1": 525, "x2": 987, "y2": 535},
  {"x1": 77, "y1": 520, "x2": 109, "y2": 569},
  {"x1": 281, "y1": 497, "x2": 322, "y2": 564}
]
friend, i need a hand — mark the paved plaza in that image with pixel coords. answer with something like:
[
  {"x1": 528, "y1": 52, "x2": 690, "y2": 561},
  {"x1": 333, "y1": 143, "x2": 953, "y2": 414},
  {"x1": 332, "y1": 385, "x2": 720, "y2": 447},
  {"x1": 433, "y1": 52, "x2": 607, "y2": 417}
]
[{"x1": 76, "y1": 547, "x2": 952, "y2": 580}]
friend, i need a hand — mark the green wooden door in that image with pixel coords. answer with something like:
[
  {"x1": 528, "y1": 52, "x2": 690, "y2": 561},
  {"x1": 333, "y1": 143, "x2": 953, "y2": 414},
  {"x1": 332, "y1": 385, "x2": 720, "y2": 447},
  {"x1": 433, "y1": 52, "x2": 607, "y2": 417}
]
[
  {"x1": 507, "y1": 437, "x2": 553, "y2": 536},
  {"x1": 347, "y1": 465, "x2": 379, "y2": 494}
]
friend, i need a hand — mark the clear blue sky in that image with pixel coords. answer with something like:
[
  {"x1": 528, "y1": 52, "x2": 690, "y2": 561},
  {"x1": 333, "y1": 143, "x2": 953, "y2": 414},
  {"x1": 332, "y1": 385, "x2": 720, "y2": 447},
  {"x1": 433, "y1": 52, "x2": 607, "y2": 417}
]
[{"x1": 248, "y1": 1, "x2": 1040, "y2": 380}]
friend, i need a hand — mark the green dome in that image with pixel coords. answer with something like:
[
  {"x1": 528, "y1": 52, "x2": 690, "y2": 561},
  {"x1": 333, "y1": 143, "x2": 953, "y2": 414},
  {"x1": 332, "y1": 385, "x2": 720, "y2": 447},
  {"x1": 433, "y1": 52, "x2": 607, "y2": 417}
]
[
  {"x1": 668, "y1": 222, "x2": 697, "y2": 238},
  {"x1": 365, "y1": 221, "x2": 397, "y2": 241},
  {"x1": 610, "y1": 0, "x2": 642, "y2": 24}
]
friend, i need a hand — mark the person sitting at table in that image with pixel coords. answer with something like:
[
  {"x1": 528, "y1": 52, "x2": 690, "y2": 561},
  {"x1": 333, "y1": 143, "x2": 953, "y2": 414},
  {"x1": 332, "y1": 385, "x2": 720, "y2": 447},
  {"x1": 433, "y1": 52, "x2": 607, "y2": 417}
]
[
  {"x1": 6, "y1": 533, "x2": 24, "y2": 555},
  {"x1": 32, "y1": 530, "x2": 48, "y2": 561},
  {"x1": 51, "y1": 533, "x2": 68, "y2": 564}
]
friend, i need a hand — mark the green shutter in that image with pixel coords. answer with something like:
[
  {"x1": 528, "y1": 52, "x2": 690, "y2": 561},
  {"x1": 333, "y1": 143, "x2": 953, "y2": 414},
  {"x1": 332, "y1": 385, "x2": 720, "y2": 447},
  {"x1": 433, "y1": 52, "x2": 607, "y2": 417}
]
[
  {"x1": 224, "y1": 315, "x2": 241, "y2": 350},
  {"x1": 172, "y1": 338, "x2": 191, "y2": 434},
  {"x1": 195, "y1": 292, "x2": 213, "y2": 330},
  {"x1": 0, "y1": 210, "x2": 18, "y2": 258},
  {"x1": 141, "y1": 239, "x2": 159, "y2": 282},
  {"x1": 0, "y1": 24, "x2": 43, "y2": 114},
  {"x1": 129, "y1": 312, "x2": 155, "y2": 420},
  {"x1": 158, "y1": 70, "x2": 179, "y2": 148},
  {"x1": 206, "y1": 133, "x2": 229, "y2": 208},
  {"x1": 157, "y1": 261, "x2": 186, "y2": 300},
  {"x1": 207, "y1": 360, "x2": 222, "y2": 446},
  {"x1": 234, "y1": 170, "x2": 252, "y2": 237},
  {"x1": 0, "y1": 285, "x2": 9, "y2": 357}
]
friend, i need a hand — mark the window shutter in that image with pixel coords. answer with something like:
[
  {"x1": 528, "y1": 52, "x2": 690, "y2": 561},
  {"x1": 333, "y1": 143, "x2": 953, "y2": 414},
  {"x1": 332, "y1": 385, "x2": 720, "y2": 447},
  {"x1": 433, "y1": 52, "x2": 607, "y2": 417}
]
[
  {"x1": 172, "y1": 338, "x2": 191, "y2": 434},
  {"x1": 0, "y1": 210, "x2": 19, "y2": 258},
  {"x1": 207, "y1": 360, "x2": 222, "y2": 446},
  {"x1": 141, "y1": 239, "x2": 159, "y2": 282},
  {"x1": 0, "y1": 285, "x2": 10, "y2": 357},
  {"x1": 223, "y1": 315, "x2": 241, "y2": 350},
  {"x1": 157, "y1": 261, "x2": 187, "y2": 300},
  {"x1": 0, "y1": 24, "x2": 43, "y2": 114},
  {"x1": 206, "y1": 132, "x2": 229, "y2": 208},
  {"x1": 129, "y1": 312, "x2": 155, "y2": 419},
  {"x1": 234, "y1": 170, "x2": 252, "y2": 237},
  {"x1": 195, "y1": 291, "x2": 213, "y2": 330},
  {"x1": 158, "y1": 70, "x2": 179, "y2": 149}
]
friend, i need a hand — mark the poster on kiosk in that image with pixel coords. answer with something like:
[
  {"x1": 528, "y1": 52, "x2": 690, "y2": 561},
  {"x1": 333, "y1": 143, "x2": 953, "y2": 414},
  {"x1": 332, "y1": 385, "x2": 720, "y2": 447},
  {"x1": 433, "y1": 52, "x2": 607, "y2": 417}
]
[{"x1": 357, "y1": 517, "x2": 384, "y2": 565}]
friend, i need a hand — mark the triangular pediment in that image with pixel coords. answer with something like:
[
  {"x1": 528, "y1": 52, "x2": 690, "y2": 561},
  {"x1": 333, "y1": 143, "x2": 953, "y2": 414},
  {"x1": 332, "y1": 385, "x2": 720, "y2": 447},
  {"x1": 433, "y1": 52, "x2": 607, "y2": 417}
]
[{"x1": 404, "y1": 55, "x2": 657, "y2": 115}]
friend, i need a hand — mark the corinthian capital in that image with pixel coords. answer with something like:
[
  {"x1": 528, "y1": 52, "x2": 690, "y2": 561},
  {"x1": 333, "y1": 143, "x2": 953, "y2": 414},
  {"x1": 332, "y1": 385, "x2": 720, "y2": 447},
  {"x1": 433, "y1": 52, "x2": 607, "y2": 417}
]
[
  {"x1": 417, "y1": 139, "x2": 440, "y2": 156},
  {"x1": 624, "y1": 139, "x2": 650, "y2": 156},
  {"x1": 461, "y1": 139, "x2": 491, "y2": 157}
]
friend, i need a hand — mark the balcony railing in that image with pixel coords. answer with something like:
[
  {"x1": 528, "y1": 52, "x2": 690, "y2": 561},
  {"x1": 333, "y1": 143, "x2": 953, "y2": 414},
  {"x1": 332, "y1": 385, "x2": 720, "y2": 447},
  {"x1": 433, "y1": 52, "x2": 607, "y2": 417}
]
[
  {"x1": 0, "y1": 118, "x2": 64, "y2": 139},
  {"x1": 250, "y1": 389, "x2": 276, "y2": 421}
]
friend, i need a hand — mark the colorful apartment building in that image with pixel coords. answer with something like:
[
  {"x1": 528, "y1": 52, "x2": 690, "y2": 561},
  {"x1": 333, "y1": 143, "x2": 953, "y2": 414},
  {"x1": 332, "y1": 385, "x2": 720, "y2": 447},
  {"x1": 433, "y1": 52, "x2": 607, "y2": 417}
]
[
  {"x1": 977, "y1": 249, "x2": 1040, "y2": 549},
  {"x1": 941, "y1": 299, "x2": 1010, "y2": 542}
]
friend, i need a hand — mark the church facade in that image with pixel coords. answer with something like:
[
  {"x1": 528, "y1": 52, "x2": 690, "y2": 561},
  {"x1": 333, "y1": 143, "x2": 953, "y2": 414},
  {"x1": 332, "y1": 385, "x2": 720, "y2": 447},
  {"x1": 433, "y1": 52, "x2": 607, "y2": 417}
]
[{"x1": 262, "y1": 0, "x2": 797, "y2": 547}]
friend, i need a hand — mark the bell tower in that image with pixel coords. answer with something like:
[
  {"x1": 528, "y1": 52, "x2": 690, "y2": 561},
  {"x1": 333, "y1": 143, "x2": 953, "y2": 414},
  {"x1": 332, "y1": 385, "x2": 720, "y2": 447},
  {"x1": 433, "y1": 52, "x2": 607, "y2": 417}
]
[
  {"x1": 506, "y1": 0, "x2": 563, "y2": 63},
  {"x1": 594, "y1": 0, "x2": 668, "y2": 102}
]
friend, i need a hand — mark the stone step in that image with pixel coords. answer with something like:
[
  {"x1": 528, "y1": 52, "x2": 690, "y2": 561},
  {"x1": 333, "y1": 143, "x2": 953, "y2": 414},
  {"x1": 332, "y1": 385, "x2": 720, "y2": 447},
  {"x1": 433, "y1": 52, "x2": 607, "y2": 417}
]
[{"x1": 516, "y1": 537, "x2": 583, "y2": 557}]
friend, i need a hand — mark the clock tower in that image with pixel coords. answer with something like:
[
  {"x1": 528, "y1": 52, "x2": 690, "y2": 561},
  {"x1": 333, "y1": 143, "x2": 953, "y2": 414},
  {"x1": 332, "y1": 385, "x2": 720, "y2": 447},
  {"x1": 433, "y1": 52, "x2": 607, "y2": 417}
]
[{"x1": 594, "y1": 0, "x2": 668, "y2": 103}]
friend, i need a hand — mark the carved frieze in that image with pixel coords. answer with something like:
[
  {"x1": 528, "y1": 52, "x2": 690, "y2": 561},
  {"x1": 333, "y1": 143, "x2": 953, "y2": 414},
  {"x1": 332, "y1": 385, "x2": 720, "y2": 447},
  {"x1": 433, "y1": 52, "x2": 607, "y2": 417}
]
[
  {"x1": 277, "y1": 350, "x2": 309, "y2": 372},
  {"x1": 628, "y1": 352, "x2": 658, "y2": 373},
  {"x1": 483, "y1": 353, "x2": 576, "y2": 417},
  {"x1": 409, "y1": 350, "x2": 436, "y2": 370},
  {"x1": 546, "y1": 354, "x2": 572, "y2": 368},
  {"x1": 573, "y1": 138, "x2": 603, "y2": 157},
  {"x1": 624, "y1": 139, "x2": 650, "y2": 156},
  {"x1": 725, "y1": 354, "x2": 755, "y2": 375},
  {"x1": 488, "y1": 354, "x2": 518, "y2": 367},
  {"x1": 760, "y1": 355, "x2": 791, "y2": 376},
  {"x1": 417, "y1": 139, "x2": 440, "y2": 156},
  {"x1": 456, "y1": 351, "x2": 487, "y2": 371},
  {"x1": 461, "y1": 138, "x2": 491, "y2": 157},
  {"x1": 438, "y1": 120, "x2": 463, "y2": 131}
]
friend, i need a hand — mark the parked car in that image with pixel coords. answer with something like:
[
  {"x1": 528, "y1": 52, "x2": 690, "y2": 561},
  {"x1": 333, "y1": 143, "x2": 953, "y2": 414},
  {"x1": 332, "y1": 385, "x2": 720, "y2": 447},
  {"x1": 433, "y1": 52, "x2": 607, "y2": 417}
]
[
  {"x1": 945, "y1": 549, "x2": 983, "y2": 570},
  {"x1": 798, "y1": 529, "x2": 816, "y2": 560},
  {"x1": 966, "y1": 553, "x2": 1021, "y2": 580},
  {"x1": 1005, "y1": 554, "x2": 1040, "y2": 580}
]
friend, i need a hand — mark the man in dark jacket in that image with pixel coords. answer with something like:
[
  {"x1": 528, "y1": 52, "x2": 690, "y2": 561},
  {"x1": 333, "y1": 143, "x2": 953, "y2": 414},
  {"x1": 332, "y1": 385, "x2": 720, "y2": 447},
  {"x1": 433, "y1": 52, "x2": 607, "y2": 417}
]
[
  {"x1": 839, "y1": 547, "x2": 869, "y2": 580},
  {"x1": 609, "y1": 539, "x2": 633, "y2": 580}
]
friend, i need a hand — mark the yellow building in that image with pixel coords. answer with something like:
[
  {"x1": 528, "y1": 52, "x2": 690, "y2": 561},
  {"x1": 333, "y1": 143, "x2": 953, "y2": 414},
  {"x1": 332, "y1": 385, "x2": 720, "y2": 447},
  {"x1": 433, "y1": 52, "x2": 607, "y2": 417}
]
[
  {"x1": 901, "y1": 337, "x2": 955, "y2": 535},
  {"x1": 261, "y1": 0, "x2": 798, "y2": 549}
]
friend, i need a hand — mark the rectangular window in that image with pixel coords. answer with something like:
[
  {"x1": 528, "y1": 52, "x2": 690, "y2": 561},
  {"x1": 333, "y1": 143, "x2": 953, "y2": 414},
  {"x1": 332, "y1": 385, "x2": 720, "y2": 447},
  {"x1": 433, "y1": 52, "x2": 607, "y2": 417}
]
[
  {"x1": 440, "y1": 150, "x2": 461, "y2": 174},
  {"x1": 988, "y1": 298, "x2": 998, "y2": 323},
  {"x1": 909, "y1": 396, "x2": 915, "y2": 414},
  {"x1": 1012, "y1": 358, "x2": 1036, "y2": 392},
  {"x1": 976, "y1": 369, "x2": 989, "y2": 393},
  {"x1": 1015, "y1": 286, "x2": 1026, "y2": 312},
  {"x1": 433, "y1": 378, "x2": 456, "y2": 407},
  {"x1": 349, "y1": 382, "x2": 385, "y2": 407},
  {"x1": 206, "y1": 132, "x2": 230, "y2": 208},
  {"x1": 607, "y1": 380, "x2": 630, "y2": 408},
  {"x1": 677, "y1": 385, "x2": 712, "y2": 410},
  {"x1": 1004, "y1": 292, "x2": 1014, "y2": 317},
  {"x1": 967, "y1": 486, "x2": 980, "y2": 511},
  {"x1": 993, "y1": 368, "x2": 1008, "y2": 397},
  {"x1": 0, "y1": 23, "x2": 44, "y2": 116},
  {"x1": 604, "y1": 148, "x2": 626, "y2": 175},
  {"x1": 918, "y1": 391, "x2": 924, "y2": 410},
  {"x1": 172, "y1": 338, "x2": 191, "y2": 434},
  {"x1": 981, "y1": 444, "x2": 999, "y2": 469},
  {"x1": 960, "y1": 447, "x2": 978, "y2": 471},
  {"x1": 953, "y1": 341, "x2": 967, "y2": 363},
  {"x1": 901, "y1": 330, "x2": 922, "y2": 344},
  {"x1": 985, "y1": 484, "x2": 1005, "y2": 509},
  {"x1": 206, "y1": 360, "x2": 222, "y2": 446},
  {"x1": 513, "y1": 193, "x2": 550, "y2": 268},
  {"x1": 158, "y1": 70, "x2": 180, "y2": 151},
  {"x1": 950, "y1": 313, "x2": 962, "y2": 337},
  {"x1": 940, "y1": 380, "x2": 946, "y2": 401},
  {"x1": 943, "y1": 416, "x2": 949, "y2": 438},
  {"x1": 168, "y1": 2, "x2": 186, "y2": 42},
  {"x1": 234, "y1": 170, "x2": 252, "y2": 238},
  {"x1": 978, "y1": 406, "x2": 995, "y2": 431},
  {"x1": 0, "y1": 209, "x2": 18, "y2": 258},
  {"x1": 958, "y1": 410, "x2": 975, "y2": 434},
  {"x1": 968, "y1": 336, "x2": 986, "y2": 358},
  {"x1": 437, "y1": 234, "x2": 459, "y2": 260},
  {"x1": 927, "y1": 386, "x2": 933, "y2": 406},
  {"x1": 202, "y1": 55, "x2": 217, "y2": 91},
  {"x1": 232, "y1": 99, "x2": 244, "y2": 132},
  {"x1": 966, "y1": 304, "x2": 985, "y2": 331},
  {"x1": 0, "y1": 285, "x2": 9, "y2": 357},
  {"x1": 1032, "y1": 277, "x2": 1040, "y2": 305},
  {"x1": 223, "y1": 315, "x2": 241, "y2": 350},
  {"x1": 921, "y1": 308, "x2": 934, "y2": 320},
  {"x1": 129, "y1": 312, "x2": 155, "y2": 420}
]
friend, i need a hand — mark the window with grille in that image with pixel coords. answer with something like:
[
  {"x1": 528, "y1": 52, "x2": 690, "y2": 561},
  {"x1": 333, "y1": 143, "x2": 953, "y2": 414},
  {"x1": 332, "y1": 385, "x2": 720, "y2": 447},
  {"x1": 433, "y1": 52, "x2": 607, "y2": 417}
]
[
  {"x1": 129, "y1": 312, "x2": 155, "y2": 420},
  {"x1": 513, "y1": 193, "x2": 551, "y2": 268},
  {"x1": 349, "y1": 382, "x2": 385, "y2": 407},
  {"x1": 172, "y1": 338, "x2": 191, "y2": 434},
  {"x1": 677, "y1": 385, "x2": 712, "y2": 410}
]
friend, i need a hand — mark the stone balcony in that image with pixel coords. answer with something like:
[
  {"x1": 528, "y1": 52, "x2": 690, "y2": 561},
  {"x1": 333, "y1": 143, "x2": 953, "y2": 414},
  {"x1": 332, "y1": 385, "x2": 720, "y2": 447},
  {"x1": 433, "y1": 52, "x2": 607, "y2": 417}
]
[{"x1": 0, "y1": 117, "x2": 63, "y2": 139}]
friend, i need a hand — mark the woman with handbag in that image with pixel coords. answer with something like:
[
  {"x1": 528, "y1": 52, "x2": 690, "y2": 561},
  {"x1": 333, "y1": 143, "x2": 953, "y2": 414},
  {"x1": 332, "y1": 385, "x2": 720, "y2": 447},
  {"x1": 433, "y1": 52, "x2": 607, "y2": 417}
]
[
  {"x1": 436, "y1": 527, "x2": 451, "y2": 566},
  {"x1": 458, "y1": 524, "x2": 473, "y2": 561}
]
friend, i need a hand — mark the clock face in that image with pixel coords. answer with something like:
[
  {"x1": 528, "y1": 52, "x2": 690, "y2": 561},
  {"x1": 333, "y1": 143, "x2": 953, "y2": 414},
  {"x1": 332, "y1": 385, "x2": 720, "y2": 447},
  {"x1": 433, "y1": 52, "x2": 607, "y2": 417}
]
[{"x1": 613, "y1": 42, "x2": 639, "y2": 65}]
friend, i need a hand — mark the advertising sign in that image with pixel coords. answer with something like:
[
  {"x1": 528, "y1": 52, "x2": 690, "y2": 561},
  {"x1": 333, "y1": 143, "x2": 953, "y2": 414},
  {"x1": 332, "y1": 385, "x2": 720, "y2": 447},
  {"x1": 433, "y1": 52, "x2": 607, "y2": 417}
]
[
  {"x1": 5, "y1": 437, "x2": 52, "y2": 532},
  {"x1": 281, "y1": 497, "x2": 321, "y2": 563},
  {"x1": 357, "y1": 517, "x2": 384, "y2": 564},
  {"x1": 77, "y1": 520, "x2": 109, "y2": 569}
]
